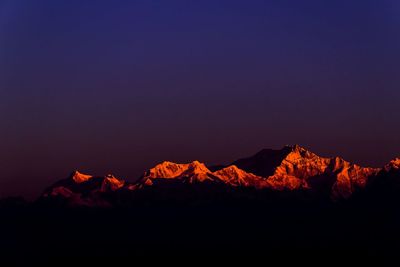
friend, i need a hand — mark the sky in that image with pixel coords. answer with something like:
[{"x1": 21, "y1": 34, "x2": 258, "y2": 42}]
[{"x1": 1, "y1": 0, "x2": 400, "y2": 198}]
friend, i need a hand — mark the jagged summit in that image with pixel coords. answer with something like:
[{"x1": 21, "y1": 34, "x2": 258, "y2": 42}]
[
  {"x1": 144, "y1": 161, "x2": 211, "y2": 179},
  {"x1": 384, "y1": 158, "x2": 400, "y2": 171},
  {"x1": 213, "y1": 165, "x2": 266, "y2": 187},
  {"x1": 145, "y1": 161, "x2": 187, "y2": 178},
  {"x1": 102, "y1": 175, "x2": 125, "y2": 191},
  {"x1": 71, "y1": 171, "x2": 93, "y2": 183},
  {"x1": 140, "y1": 160, "x2": 217, "y2": 186},
  {"x1": 284, "y1": 144, "x2": 308, "y2": 151}
]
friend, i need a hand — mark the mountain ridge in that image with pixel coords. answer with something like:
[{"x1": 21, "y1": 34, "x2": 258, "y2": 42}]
[{"x1": 38, "y1": 145, "x2": 397, "y2": 207}]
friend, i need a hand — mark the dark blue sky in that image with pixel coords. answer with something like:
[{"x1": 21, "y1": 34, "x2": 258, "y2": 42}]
[{"x1": 1, "y1": 0, "x2": 400, "y2": 198}]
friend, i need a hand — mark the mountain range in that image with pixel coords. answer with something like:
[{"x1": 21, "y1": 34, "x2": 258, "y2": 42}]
[
  {"x1": 3, "y1": 144, "x2": 400, "y2": 264},
  {"x1": 38, "y1": 145, "x2": 400, "y2": 207}
]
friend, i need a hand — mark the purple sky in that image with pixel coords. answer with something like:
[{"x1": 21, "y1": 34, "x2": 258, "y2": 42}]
[{"x1": 1, "y1": 0, "x2": 400, "y2": 199}]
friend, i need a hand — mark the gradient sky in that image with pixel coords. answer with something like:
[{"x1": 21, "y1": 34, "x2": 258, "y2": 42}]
[{"x1": 1, "y1": 0, "x2": 400, "y2": 199}]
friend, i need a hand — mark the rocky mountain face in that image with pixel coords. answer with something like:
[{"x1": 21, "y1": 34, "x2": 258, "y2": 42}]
[{"x1": 39, "y1": 145, "x2": 395, "y2": 207}]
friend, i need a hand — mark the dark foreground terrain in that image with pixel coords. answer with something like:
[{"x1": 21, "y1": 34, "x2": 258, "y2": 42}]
[{"x1": 1, "y1": 186, "x2": 400, "y2": 265}]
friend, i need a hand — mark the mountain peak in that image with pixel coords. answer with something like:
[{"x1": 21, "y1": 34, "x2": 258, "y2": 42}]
[
  {"x1": 391, "y1": 158, "x2": 400, "y2": 168},
  {"x1": 71, "y1": 171, "x2": 93, "y2": 183},
  {"x1": 213, "y1": 165, "x2": 266, "y2": 187},
  {"x1": 384, "y1": 158, "x2": 400, "y2": 171},
  {"x1": 283, "y1": 144, "x2": 317, "y2": 158},
  {"x1": 285, "y1": 144, "x2": 307, "y2": 152},
  {"x1": 145, "y1": 161, "x2": 189, "y2": 179},
  {"x1": 213, "y1": 165, "x2": 245, "y2": 178},
  {"x1": 101, "y1": 175, "x2": 124, "y2": 191},
  {"x1": 143, "y1": 160, "x2": 212, "y2": 181},
  {"x1": 186, "y1": 161, "x2": 209, "y2": 172}
]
